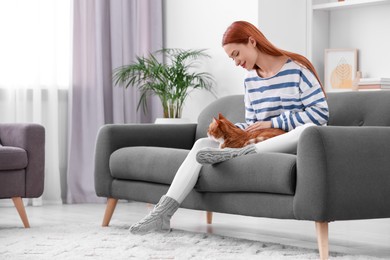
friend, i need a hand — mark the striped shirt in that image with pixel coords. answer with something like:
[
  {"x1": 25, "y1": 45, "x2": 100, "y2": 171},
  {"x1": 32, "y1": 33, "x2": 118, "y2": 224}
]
[{"x1": 235, "y1": 59, "x2": 329, "y2": 132}]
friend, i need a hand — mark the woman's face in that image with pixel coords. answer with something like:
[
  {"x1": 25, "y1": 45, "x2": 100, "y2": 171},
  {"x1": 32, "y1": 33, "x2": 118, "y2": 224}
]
[{"x1": 223, "y1": 37, "x2": 258, "y2": 71}]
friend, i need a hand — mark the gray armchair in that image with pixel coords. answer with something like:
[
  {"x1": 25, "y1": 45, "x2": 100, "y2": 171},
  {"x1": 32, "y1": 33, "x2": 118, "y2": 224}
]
[
  {"x1": 95, "y1": 91, "x2": 390, "y2": 259},
  {"x1": 0, "y1": 123, "x2": 45, "y2": 228}
]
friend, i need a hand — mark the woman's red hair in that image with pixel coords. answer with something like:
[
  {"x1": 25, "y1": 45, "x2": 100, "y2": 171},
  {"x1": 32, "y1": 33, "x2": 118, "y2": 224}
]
[{"x1": 223, "y1": 21, "x2": 324, "y2": 92}]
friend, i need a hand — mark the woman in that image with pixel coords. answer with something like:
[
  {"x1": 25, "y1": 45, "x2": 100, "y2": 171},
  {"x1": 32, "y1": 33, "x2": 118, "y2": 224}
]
[{"x1": 129, "y1": 21, "x2": 328, "y2": 234}]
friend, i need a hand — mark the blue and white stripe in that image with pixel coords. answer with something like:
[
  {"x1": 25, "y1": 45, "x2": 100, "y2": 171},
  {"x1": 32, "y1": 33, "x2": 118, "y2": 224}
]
[{"x1": 236, "y1": 60, "x2": 329, "y2": 132}]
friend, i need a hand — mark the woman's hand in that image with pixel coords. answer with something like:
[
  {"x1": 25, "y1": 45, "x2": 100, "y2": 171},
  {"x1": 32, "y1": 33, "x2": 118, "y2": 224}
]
[{"x1": 245, "y1": 121, "x2": 272, "y2": 132}]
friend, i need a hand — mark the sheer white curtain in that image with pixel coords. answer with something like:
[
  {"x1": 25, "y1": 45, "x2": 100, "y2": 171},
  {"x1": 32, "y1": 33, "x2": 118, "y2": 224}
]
[{"x1": 0, "y1": 0, "x2": 72, "y2": 205}]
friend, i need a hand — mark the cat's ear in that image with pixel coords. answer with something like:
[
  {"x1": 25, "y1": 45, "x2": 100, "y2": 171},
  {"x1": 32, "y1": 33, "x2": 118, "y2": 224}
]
[
  {"x1": 218, "y1": 113, "x2": 226, "y2": 120},
  {"x1": 213, "y1": 117, "x2": 220, "y2": 125}
]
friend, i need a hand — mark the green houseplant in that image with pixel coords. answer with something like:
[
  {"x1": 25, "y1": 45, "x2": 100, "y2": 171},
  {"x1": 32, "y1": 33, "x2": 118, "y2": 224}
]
[{"x1": 113, "y1": 48, "x2": 215, "y2": 118}]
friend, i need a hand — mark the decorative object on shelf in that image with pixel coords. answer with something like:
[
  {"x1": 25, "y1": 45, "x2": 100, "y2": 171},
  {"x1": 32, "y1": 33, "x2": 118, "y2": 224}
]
[
  {"x1": 324, "y1": 48, "x2": 358, "y2": 91},
  {"x1": 358, "y1": 77, "x2": 390, "y2": 90},
  {"x1": 113, "y1": 48, "x2": 215, "y2": 119}
]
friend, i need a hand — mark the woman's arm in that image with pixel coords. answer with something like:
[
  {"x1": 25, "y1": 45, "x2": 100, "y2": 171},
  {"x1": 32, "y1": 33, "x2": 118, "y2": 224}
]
[
  {"x1": 271, "y1": 69, "x2": 329, "y2": 131},
  {"x1": 245, "y1": 121, "x2": 272, "y2": 132}
]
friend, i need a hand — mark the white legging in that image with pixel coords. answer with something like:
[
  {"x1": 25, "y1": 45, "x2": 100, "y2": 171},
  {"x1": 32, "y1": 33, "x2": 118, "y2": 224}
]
[{"x1": 166, "y1": 123, "x2": 315, "y2": 203}]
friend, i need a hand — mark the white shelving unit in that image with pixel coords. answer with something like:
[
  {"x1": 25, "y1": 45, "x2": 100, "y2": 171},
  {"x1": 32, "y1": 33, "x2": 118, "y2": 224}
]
[
  {"x1": 312, "y1": 0, "x2": 390, "y2": 10},
  {"x1": 306, "y1": 0, "x2": 390, "y2": 90}
]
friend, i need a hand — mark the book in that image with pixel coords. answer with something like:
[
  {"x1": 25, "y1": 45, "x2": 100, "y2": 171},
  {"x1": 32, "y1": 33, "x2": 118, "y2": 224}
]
[
  {"x1": 358, "y1": 84, "x2": 381, "y2": 90},
  {"x1": 358, "y1": 78, "x2": 390, "y2": 89}
]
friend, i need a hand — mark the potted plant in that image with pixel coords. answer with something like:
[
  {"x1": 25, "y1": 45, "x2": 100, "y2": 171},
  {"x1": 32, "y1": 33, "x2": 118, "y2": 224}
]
[{"x1": 113, "y1": 48, "x2": 215, "y2": 119}]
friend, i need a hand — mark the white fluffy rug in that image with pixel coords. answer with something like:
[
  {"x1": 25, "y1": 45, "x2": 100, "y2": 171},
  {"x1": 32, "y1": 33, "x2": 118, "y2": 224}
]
[{"x1": 0, "y1": 222, "x2": 381, "y2": 260}]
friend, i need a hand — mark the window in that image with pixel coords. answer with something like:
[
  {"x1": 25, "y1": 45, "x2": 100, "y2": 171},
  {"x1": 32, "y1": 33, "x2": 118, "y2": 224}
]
[{"x1": 0, "y1": 0, "x2": 71, "y2": 89}]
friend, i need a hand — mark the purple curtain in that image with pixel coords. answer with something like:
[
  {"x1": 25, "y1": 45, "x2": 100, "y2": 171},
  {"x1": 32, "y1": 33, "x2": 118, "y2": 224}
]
[{"x1": 67, "y1": 0, "x2": 163, "y2": 203}]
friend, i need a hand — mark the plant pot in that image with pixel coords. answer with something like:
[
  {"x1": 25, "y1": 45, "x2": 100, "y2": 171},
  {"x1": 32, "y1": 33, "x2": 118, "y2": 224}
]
[
  {"x1": 154, "y1": 118, "x2": 191, "y2": 124},
  {"x1": 163, "y1": 99, "x2": 183, "y2": 119}
]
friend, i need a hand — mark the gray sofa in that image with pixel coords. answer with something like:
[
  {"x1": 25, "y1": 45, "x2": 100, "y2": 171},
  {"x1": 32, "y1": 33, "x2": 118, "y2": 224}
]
[{"x1": 95, "y1": 91, "x2": 390, "y2": 259}]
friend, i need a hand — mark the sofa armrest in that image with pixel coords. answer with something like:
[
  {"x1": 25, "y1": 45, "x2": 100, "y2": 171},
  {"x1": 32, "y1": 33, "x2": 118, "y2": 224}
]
[
  {"x1": 94, "y1": 123, "x2": 197, "y2": 197},
  {"x1": 294, "y1": 126, "x2": 390, "y2": 222},
  {"x1": 0, "y1": 123, "x2": 45, "y2": 197}
]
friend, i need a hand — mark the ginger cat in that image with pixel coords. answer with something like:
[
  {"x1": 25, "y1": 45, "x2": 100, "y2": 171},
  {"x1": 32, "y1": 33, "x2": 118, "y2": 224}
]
[{"x1": 207, "y1": 113, "x2": 286, "y2": 148}]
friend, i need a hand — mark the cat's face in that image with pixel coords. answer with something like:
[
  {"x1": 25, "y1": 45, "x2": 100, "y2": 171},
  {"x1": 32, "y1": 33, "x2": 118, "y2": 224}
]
[{"x1": 207, "y1": 118, "x2": 224, "y2": 144}]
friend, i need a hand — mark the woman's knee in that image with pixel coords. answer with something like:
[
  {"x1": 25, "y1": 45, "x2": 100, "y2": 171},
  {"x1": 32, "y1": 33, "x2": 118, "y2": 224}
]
[{"x1": 293, "y1": 123, "x2": 316, "y2": 135}]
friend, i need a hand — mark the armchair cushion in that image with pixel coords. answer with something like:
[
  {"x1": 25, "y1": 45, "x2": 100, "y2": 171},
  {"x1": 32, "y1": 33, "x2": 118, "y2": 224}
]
[{"x1": 0, "y1": 145, "x2": 28, "y2": 170}]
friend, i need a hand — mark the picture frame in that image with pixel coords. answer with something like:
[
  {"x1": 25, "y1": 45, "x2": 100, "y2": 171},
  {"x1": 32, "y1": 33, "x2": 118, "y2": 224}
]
[{"x1": 324, "y1": 49, "x2": 358, "y2": 92}]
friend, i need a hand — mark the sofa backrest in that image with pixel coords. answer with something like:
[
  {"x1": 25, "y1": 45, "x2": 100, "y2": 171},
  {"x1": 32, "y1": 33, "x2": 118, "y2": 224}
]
[
  {"x1": 326, "y1": 91, "x2": 390, "y2": 127},
  {"x1": 196, "y1": 91, "x2": 390, "y2": 140},
  {"x1": 196, "y1": 95, "x2": 245, "y2": 140}
]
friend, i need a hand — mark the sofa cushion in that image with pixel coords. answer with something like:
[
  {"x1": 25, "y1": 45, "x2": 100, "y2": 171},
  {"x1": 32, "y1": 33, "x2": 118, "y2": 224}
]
[
  {"x1": 197, "y1": 152, "x2": 296, "y2": 195},
  {"x1": 0, "y1": 145, "x2": 28, "y2": 171},
  {"x1": 110, "y1": 147, "x2": 189, "y2": 185},
  {"x1": 109, "y1": 146, "x2": 296, "y2": 195}
]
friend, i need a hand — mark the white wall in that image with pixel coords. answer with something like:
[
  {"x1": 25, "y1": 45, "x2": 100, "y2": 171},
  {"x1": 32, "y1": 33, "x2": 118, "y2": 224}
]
[
  {"x1": 258, "y1": 0, "x2": 307, "y2": 57},
  {"x1": 163, "y1": 0, "x2": 258, "y2": 122}
]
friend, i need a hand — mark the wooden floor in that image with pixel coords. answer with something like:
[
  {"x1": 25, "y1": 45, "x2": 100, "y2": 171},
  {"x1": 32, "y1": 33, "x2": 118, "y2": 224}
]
[{"x1": 1, "y1": 200, "x2": 390, "y2": 258}]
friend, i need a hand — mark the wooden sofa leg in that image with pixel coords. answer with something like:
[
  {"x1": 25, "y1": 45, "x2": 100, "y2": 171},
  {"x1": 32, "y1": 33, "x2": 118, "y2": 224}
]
[
  {"x1": 12, "y1": 197, "x2": 30, "y2": 228},
  {"x1": 315, "y1": 222, "x2": 329, "y2": 260},
  {"x1": 102, "y1": 198, "x2": 118, "y2": 227},
  {"x1": 206, "y1": 211, "x2": 213, "y2": 224}
]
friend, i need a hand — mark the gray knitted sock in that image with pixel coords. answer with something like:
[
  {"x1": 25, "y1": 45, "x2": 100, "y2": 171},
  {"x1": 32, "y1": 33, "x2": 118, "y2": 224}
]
[
  {"x1": 196, "y1": 144, "x2": 257, "y2": 165},
  {"x1": 129, "y1": 195, "x2": 179, "y2": 234}
]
